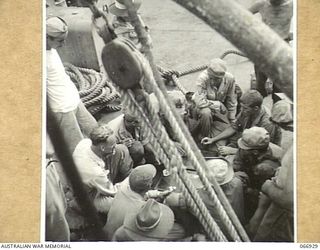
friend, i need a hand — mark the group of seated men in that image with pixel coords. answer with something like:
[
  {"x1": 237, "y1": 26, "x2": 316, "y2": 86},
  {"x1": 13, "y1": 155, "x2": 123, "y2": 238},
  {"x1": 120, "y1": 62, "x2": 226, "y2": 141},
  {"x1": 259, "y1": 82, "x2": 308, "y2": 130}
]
[{"x1": 46, "y1": 51, "x2": 293, "y2": 242}]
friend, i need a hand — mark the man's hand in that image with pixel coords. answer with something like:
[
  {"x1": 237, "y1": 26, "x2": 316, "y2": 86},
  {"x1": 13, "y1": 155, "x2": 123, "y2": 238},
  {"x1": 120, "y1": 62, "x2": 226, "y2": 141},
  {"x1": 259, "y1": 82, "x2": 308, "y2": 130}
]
[
  {"x1": 208, "y1": 100, "x2": 221, "y2": 112},
  {"x1": 201, "y1": 137, "x2": 214, "y2": 145},
  {"x1": 158, "y1": 186, "x2": 176, "y2": 198},
  {"x1": 218, "y1": 146, "x2": 238, "y2": 156},
  {"x1": 258, "y1": 192, "x2": 271, "y2": 209},
  {"x1": 122, "y1": 138, "x2": 134, "y2": 148},
  {"x1": 145, "y1": 187, "x2": 176, "y2": 200},
  {"x1": 261, "y1": 179, "x2": 275, "y2": 194}
]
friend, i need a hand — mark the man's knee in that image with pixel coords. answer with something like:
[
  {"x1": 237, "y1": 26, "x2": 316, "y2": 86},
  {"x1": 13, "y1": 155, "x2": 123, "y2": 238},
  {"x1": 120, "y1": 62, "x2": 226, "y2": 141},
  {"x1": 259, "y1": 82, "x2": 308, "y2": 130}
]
[
  {"x1": 112, "y1": 144, "x2": 133, "y2": 181},
  {"x1": 128, "y1": 141, "x2": 145, "y2": 165},
  {"x1": 199, "y1": 107, "x2": 212, "y2": 118},
  {"x1": 115, "y1": 143, "x2": 133, "y2": 158},
  {"x1": 197, "y1": 108, "x2": 213, "y2": 138}
]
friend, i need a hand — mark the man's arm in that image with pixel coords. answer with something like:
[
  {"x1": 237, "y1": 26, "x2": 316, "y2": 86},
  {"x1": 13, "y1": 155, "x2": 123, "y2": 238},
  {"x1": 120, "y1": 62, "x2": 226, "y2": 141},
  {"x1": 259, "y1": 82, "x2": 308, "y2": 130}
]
[
  {"x1": 261, "y1": 179, "x2": 293, "y2": 210},
  {"x1": 193, "y1": 71, "x2": 211, "y2": 109},
  {"x1": 92, "y1": 174, "x2": 117, "y2": 196},
  {"x1": 225, "y1": 76, "x2": 237, "y2": 122},
  {"x1": 261, "y1": 151, "x2": 294, "y2": 210},
  {"x1": 114, "y1": 144, "x2": 133, "y2": 179},
  {"x1": 193, "y1": 90, "x2": 210, "y2": 109},
  {"x1": 164, "y1": 192, "x2": 187, "y2": 209},
  {"x1": 232, "y1": 150, "x2": 245, "y2": 172},
  {"x1": 260, "y1": 110, "x2": 281, "y2": 143},
  {"x1": 201, "y1": 126, "x2": 236, "y2": 145}
]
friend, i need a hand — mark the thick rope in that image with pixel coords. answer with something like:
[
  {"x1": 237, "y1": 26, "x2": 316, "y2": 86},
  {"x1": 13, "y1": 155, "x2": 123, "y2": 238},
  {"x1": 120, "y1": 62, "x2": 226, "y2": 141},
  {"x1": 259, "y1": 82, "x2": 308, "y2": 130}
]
[
  {"x1": 110, "y1": 88, "x2": 218, "y2": 238},
  {"x1": 220, "y1": 49, "x2": 246, "y2": 60},
  {"x1": 120, "y1": 89, "x2": 227, "y2": 241},
  {"x1": 88, "y1": 102, "x2": 121, "y2": 115},
  {"x1": 159, "y1": 50, "x2": 247, "y2": 95},
  {"x1": 104, "y1": 104, "x2": 122, "y2": 112},
  {"x1": 85, "y1": 89, "x2": 119, "y2": 107},
  {"x1": 137, "y1": 93, "x2": 228, "y2": 241},
  {"x1": 65, "y1": 63, "x2": 90, "y2": 89},
  {"x1": 84, "y1": 87, "x2": 107, "y2": 107},
  {"x1": 123, "y1": 4, "x2": 248, "y2": 240},
  {"x1": 172, "y1": 74, "x2": 187, "y2": 95},
  {"x1": 139, "y1": 54, "x2": 244, "y2": 242},
  {"x1": 159, "y1": 49, "x2": 246, "y2": 79},
  {"x1": 85, "y1": 0, "x2": 247, "y2": 240},
  {"x1": 79, "y1": 73, "x2": 102, "y2": 97},
  {"x1": 65, "y1": 63, "x2": 121, "y2": 115},
  {"x1": 81, "y1": 79, "x2": 105, "y2": 103},
  {"x1": 178, "y1": 64, "x2": 207, "y2": 78}
]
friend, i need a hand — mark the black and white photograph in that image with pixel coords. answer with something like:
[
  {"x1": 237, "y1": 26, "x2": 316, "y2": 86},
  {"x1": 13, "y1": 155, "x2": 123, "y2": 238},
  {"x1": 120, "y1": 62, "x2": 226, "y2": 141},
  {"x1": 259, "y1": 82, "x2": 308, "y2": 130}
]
[{"x1": 45, "y1": 0, "x2": 294, "y2": 243}]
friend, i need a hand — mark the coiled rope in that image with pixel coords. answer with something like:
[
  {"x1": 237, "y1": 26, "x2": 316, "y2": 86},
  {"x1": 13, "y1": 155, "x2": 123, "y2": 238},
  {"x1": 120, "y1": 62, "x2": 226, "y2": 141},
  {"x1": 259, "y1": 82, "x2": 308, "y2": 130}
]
[{"x1": 64, "y1": 63, "x2": 121, "y2": 115}]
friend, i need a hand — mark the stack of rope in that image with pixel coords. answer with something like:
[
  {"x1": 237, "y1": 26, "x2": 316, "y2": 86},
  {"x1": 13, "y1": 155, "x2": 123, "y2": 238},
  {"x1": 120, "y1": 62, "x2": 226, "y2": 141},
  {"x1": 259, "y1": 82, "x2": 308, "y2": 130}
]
[{"x1": 64, "y1": 63, "x2": 122, "y2": 115}]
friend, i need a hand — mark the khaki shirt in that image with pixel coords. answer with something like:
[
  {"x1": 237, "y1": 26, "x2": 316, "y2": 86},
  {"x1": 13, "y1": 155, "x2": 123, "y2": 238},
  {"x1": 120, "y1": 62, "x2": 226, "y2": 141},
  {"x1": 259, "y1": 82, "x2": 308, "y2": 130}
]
[
  {"x1": 233, "y1": 106, "x2": 281, "y2": 145},
  {"x1": 194, "y1": 70, "x2": 237, "y2": 121},
  {"x1": 117, "y1": 116, "x2": 149, "y2": 146}
]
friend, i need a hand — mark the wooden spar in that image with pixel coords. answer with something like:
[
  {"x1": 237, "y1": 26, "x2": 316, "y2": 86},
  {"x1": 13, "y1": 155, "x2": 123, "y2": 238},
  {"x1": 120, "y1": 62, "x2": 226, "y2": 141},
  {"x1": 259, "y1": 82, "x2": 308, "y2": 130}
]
[{"x1": 172, "y1": 0, "x2": 293, "y2": 100}]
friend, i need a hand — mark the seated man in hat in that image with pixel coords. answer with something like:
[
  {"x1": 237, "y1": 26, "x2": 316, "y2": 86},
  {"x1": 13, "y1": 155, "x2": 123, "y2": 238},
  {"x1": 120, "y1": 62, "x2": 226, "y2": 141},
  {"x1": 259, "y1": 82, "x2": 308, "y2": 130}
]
[
  {"x1": 113, "y1": 199, "x2": 189, "y2": 241},
  {"x1": 192, "y1": 58, "x2": 238, "y2": 153},
  {"x1": 109, "y1": 108, "x2": 159, "y2": 167},
  {"x1": 72, "y1": 124, "x2": 133, "y2": 214},
  {"x1": 233, "y1": 126, "x2": 281, "y2": 220},
  {"x1": 164, "y1": 158, "x2": 245, "y2": 239},
  {"x1": 104, "y1": 164, "x2": 172, "y2": 239},
  {"x1": 46, "y1": 16, "x2": 98, "y2": 154},
  {"x1": 201, "y1": 158, "x2": 245, "y2": 224},
  {"x1": 247, "y1": 145, "x2": 293, "y2": 242},
  {"x1": 109, "y1": 0, "x2": 152, "y2": 52},
  {"x1": 202, "y1": 90, "x2": 282, "y2": 156},
  {"x1": 234, "y1": 127, "x2": 282, "y2": 173}
]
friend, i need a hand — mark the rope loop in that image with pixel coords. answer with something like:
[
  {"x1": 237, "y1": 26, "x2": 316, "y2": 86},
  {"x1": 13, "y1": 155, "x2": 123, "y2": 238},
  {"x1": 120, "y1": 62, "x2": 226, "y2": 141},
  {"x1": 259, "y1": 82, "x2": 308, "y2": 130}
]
[{"x1": 64, "y1": 63, "x2": 121, "y2": 115}]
